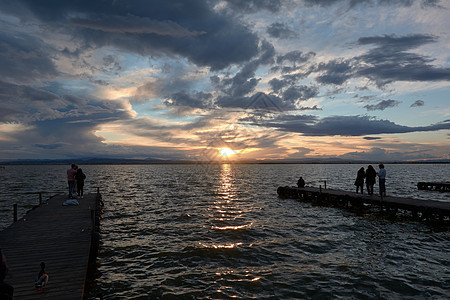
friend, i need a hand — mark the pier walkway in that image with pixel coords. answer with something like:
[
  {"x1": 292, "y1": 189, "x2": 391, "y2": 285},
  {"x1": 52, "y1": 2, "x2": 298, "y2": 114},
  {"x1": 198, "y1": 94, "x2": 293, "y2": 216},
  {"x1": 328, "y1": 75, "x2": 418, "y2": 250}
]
[
  {"x1": 0, "y1": 193, "x2": 101, "y2": 299},
  {"x1": 277, "y1": 186, "x2": 450, "y2": 222}
]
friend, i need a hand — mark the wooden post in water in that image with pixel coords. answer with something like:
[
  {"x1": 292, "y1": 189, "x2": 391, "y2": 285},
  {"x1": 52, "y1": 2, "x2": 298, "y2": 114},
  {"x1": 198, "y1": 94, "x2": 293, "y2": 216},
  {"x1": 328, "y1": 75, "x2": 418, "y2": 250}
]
[
  {"x1": 39, "y1": 192, "x2": 42, "y2": 206},
  {"x1": 324, "y1": 181, "x2": 327, "y2": 189},
  {"x1": 13, "y1": 204, "x2": 17, "y2": 223},
  {"x1": 97, "y1": 187, "x2": 100, "y2": 197}
]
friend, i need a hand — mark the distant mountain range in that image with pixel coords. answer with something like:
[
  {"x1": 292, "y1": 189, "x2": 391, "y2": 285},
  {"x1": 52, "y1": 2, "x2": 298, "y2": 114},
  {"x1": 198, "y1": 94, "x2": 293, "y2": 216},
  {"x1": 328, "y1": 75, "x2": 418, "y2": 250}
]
[{"x1": 0, "y1": 157, "x2": 449, "y2": 165}]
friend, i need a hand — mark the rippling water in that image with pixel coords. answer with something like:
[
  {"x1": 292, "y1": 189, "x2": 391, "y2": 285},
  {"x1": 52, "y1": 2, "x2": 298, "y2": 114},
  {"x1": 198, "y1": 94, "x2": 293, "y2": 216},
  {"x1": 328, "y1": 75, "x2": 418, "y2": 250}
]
[{"x1": 1, "y1": 164, "x2": 449, "y2": 299}]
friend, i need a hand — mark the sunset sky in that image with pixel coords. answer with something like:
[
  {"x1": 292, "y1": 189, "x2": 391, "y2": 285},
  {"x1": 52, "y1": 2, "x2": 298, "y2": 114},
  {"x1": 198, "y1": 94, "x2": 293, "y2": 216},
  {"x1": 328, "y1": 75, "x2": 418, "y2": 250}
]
[{"x1": 0, "y1": 0, "x2": 449, "y2": 162}]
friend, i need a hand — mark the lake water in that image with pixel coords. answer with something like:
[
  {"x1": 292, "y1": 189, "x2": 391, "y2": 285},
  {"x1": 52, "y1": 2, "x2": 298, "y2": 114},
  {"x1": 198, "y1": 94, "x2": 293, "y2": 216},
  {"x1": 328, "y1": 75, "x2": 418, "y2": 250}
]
[{"x1": 0, "y1": 163, "x2": 449, "y2": 299}]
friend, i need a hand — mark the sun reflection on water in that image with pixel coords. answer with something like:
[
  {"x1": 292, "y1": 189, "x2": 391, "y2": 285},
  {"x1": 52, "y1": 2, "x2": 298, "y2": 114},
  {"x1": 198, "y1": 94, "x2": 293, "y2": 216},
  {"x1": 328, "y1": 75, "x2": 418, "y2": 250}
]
[{"x1": 210, "y1": 163, "x2": 253, "y2": 231}]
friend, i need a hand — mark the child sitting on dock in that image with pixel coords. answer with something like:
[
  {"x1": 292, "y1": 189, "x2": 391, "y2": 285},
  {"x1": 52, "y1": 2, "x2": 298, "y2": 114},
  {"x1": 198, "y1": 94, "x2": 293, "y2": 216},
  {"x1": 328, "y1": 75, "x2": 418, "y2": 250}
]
[{"x1": 35, "y1": 262, "x2": 48, "y2": 290}]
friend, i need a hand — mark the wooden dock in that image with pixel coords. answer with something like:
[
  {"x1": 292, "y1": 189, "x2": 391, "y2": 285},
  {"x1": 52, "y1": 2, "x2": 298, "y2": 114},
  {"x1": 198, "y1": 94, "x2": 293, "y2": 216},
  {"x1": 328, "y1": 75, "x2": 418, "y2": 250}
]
[
  {"x1": 0, "y1": 192, "x2": 102, "y2": 299},
  {"x1": 277, "y1": 186, "x2": 450, "y2": 223},
  {"x1": 417, "y1": 182, "x2": 450, "y2": 192}
]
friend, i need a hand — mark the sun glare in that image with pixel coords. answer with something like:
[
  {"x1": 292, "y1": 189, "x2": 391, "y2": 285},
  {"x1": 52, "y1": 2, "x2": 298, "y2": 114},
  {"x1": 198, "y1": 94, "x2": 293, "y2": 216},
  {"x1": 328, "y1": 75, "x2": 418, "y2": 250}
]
[{"x1": 218, "y1": 147, "x2": 238, "y2": 158}]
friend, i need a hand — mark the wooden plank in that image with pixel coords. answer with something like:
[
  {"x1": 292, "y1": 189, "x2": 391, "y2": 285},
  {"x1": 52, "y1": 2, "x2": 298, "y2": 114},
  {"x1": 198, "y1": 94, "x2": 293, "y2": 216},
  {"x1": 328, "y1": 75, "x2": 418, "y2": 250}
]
[{"x1": 0, "y1": 193, "x2": 96, "y2": 300}]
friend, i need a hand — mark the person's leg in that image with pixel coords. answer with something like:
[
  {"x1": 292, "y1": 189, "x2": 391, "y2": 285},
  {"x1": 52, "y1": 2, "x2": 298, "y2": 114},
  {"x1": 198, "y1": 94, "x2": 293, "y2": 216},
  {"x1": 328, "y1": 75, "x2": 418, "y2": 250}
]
[
  {"x1": 68, "y1": 180, "x2": 74, "y2": 198},
  {"x1": 379, "y1": 179, "x2": 385, "y2": 196}
]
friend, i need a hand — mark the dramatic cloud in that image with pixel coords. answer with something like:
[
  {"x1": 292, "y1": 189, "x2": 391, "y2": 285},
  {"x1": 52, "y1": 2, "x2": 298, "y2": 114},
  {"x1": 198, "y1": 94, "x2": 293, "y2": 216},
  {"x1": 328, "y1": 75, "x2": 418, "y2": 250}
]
[
  {"x1": 364, "y1": 99, "x2": 401, "y2": 111},
  {"x1": 0, "y1": 32, "x2": 59, "y2": 84},
  {"x1": 1, "y1": 0, "x2": 260, "y2": 71},
  {"x1": 267, "y1": 22, "x2": 298, "y2": 39},
  {"x1": 255, "y1": 115, "x2": 450, "y2": 136},
  {"x1": 0, "y1": 0, "x2": 448, "y2": 161},
  {"x1": 70, "y1": 15, "x2": 206, "y2": 37},
  {"x1": 355, "y1": 34, "x2": 450, "y2": 86}
]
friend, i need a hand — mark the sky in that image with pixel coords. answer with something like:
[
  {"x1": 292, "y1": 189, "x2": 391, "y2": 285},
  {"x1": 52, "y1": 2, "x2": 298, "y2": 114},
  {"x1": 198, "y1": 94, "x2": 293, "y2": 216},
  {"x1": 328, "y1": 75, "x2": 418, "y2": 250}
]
[{"x1": 0, "y1": 0, "x2": 449, "y2": 162}]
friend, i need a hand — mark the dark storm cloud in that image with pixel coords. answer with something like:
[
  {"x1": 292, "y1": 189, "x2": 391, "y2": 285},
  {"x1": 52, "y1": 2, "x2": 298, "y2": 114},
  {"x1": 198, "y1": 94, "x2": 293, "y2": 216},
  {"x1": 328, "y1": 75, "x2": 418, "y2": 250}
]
[
  {"x1": 267, "y1": 22, "x2": 298, "y2": 39},
  {"x1": 0, "y1": 87, "x2": 135, "y2": 159},
  {"x1": 276, "y1": 51, "x2": 316, "y2": 65},
  {"x1": 0, "y1": 80, "x2": 133, "y2": 127},
  {"x1": 355, "y1": 34, "x2": 450, "y2": 86},
  {"x1": 282, "y1": 85, "x2": 319, "y2": 102},
  {"x1": 2, "y1": 0, "x2": 260, "y2": 71},
  {"x1": 304, "y1": 34, "x2": 449, "y2": 88},
  {"x1": 410, "y1": 100, "x2": 424, "y2": 107},
  {"x1": 0, "y1": 32, "x2": 59, "y2": 84},
  {"x1": 364, "y1": 99, "x2": 400, "y2": 111},
  {"x1": 210, "y1": 40, "x2": 275, "y2": 102},
  {"x1": 254, "y1": 115, "x2": 450, "y2": 136},
  {"x1": 315, "y1": 59, "x2": 355, "y2": 85}
]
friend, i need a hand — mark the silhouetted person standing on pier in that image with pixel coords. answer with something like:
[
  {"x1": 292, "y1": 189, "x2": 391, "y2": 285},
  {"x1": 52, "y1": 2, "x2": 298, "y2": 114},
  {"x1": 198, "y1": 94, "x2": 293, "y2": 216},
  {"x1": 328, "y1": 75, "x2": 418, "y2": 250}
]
[
  {"x1": 297, "y1": 177, "x2": 305, "y2": 188},
  {"x1": 75, "y1": 168, "x2": 86, "y2": 199},
  {"x1": 67, "y1": 164, "x2": 77, "y2": 199},
  {"x1": 354, "y1": 167, "x2": 365, "y2": 194},
  {"x1": 377, "y1": 164, "x2": 386, "y2": 197},
  {"x1": 365, "y1": 165, "x2": 376, "y2": 195}
]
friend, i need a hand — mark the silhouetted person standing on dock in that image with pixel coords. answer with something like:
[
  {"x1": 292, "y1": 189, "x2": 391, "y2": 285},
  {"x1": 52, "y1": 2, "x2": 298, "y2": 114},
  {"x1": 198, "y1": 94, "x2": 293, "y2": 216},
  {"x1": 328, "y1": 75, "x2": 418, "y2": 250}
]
[
  {"x1": 365, "y1": 165, "x2": 376, "y2": 195},
  {"x1": 67, "y1": 164, "x2": 77, "y2": 199},
  {"x1": 377, "y1": 164, "x2": 386, "y2": 197},
  {"x1": 297, "y1": 177, "x2": 305, "y2": 188},
  {"x1": 75, "y1": 168, "x2": 86, "y2": 199},
  {"x1": 354, "y1": 167, "x2": 365, "y2": 194}
]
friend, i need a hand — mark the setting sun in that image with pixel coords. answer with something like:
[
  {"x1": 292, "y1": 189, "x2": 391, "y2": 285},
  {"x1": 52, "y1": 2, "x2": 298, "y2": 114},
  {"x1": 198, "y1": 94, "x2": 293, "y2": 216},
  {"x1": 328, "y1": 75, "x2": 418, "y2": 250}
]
[{"x1": 218, "y1": 147, "x2": 238, "y2": 158}]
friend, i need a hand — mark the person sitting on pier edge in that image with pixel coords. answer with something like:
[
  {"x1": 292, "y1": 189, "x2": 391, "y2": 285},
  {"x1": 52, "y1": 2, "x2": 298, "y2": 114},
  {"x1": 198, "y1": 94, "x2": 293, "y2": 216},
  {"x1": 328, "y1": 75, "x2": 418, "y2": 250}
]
[
  {"x1": 67, "y1": 164, "x2": 77, "y2": 199},
  {"x1": 365, "y1": 165, "x2": 377, "y2": 195},
  {"x1": 75, "y1": 168, "x2": 86, "y2": 199},
  {"x1": 377, "y1": 164, "x2": 386, "y2": 197},
  {"x1": 354, "y1": 167, "x2": 365, "y2": 194},
  {"x1": 0, "y1": 248, "x2": 13, "y2": 299},
  {"x1": 35, "y1": 262, "x2": 48, "y2": 290},
  {"x1": 297, "y1": 177, "x2": 305, "y2": 188}
]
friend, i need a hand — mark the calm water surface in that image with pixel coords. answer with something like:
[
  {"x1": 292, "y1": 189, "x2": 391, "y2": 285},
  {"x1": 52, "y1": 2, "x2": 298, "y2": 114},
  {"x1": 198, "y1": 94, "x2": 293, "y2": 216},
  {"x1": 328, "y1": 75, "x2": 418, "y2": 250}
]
[{"x1": 0, "y1": 164, "x2": 449, "y2": 299}]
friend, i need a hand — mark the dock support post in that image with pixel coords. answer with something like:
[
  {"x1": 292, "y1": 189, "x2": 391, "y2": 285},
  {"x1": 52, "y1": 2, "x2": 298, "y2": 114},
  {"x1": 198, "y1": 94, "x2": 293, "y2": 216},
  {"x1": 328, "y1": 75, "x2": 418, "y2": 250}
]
[
  {"x1": 97, "y1": 187, "x2": 100, "y2": 197},
  {"x1": 13, "y1": 204, "x2": 17, "y2": 223},
  {"x1": 39, "y1": 192, "x2": 42, "y2": 206},
  {"x1": 324, "y1": 181, "x2": 327, "y2": 189}
]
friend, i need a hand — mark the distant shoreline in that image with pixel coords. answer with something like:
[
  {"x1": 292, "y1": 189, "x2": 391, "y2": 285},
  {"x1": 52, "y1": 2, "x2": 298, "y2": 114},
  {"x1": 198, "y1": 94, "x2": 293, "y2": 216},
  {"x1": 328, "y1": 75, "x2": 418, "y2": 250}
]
[{"x1": 0, "y1": 160, "x2": 449, "y2": 165}]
